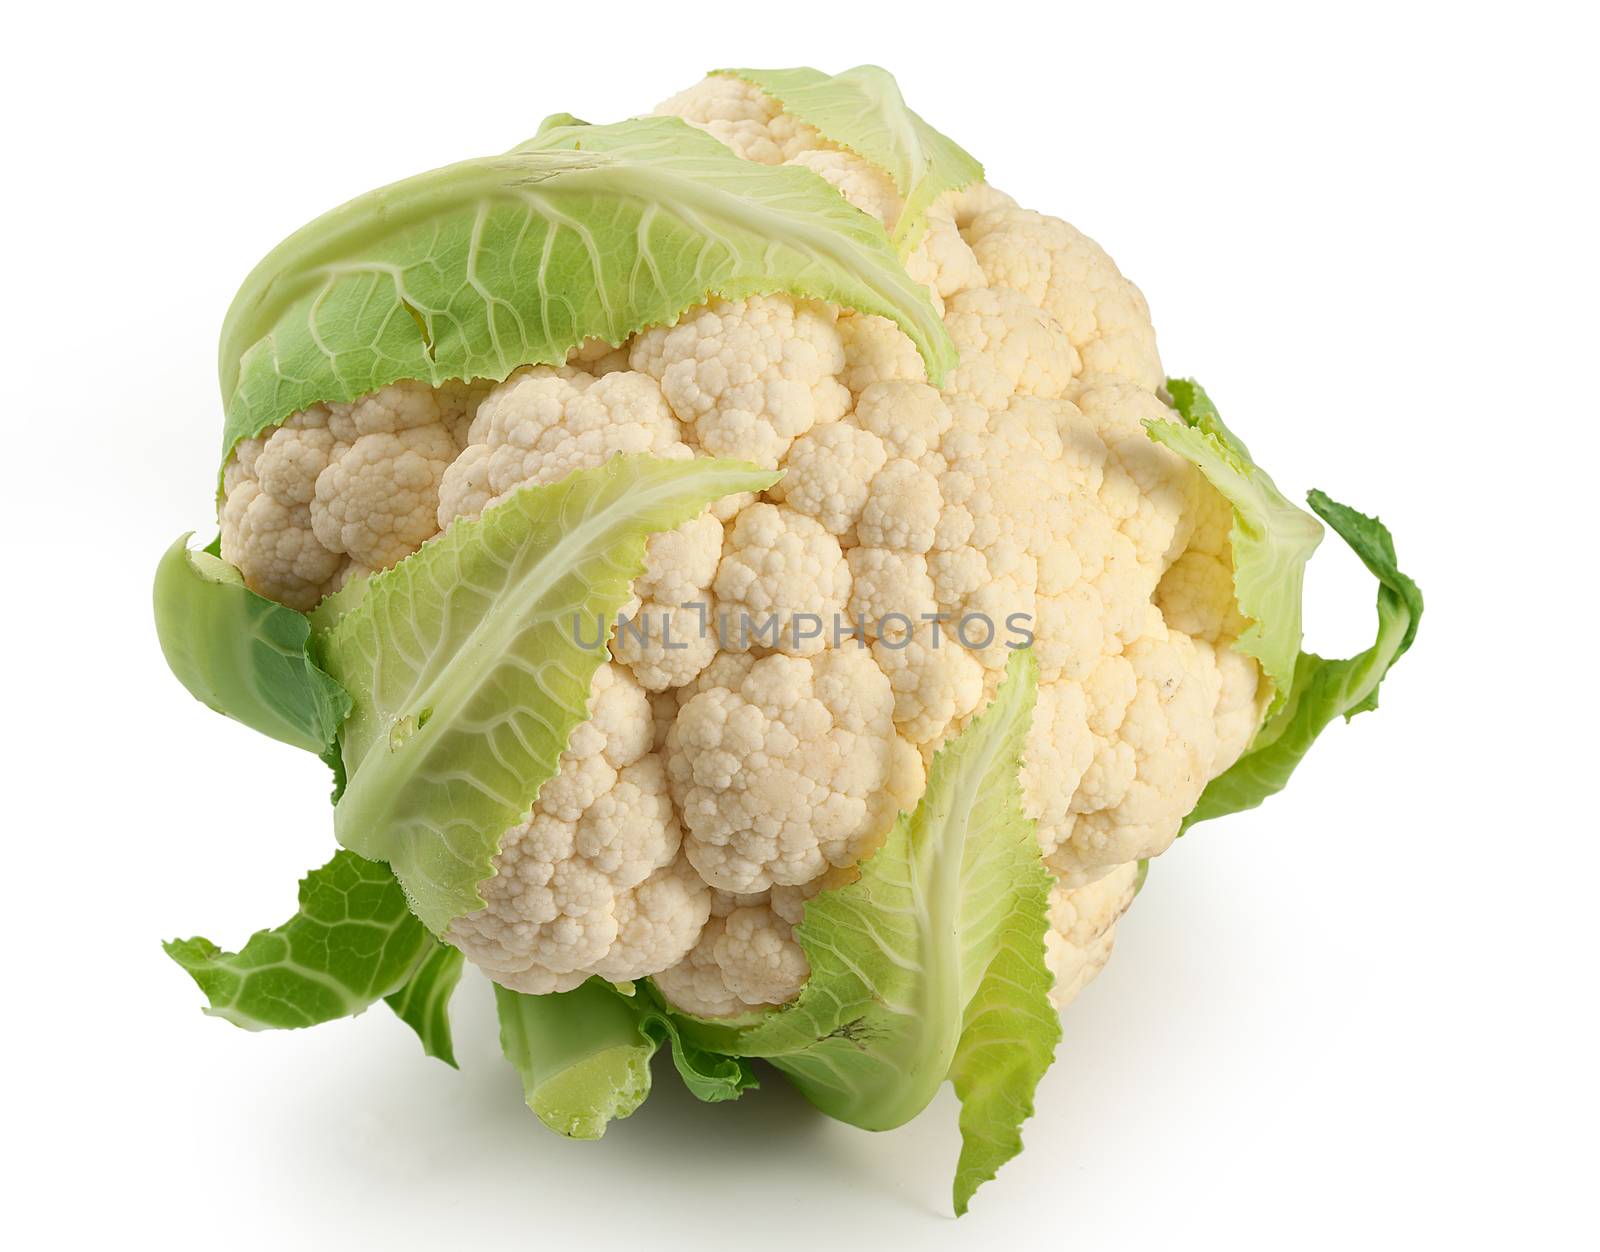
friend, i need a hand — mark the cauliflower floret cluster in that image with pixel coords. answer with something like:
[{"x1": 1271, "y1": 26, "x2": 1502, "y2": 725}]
[
  {"x1": 666, "y1": 649, "x2": 925, "y2": 893},
  {"x1": 1044, "y1": 861, "x2": 1142, "y2": 1008},
  {"x1": 651, "y1": 882, "x2": 817, "y2": 1018},
  {"x1": 222, "y1": 380, "x2": 487, "y2": 610},
  {"x1": 218, "y1": 75, "x2": 1266, "y2": 1013}
]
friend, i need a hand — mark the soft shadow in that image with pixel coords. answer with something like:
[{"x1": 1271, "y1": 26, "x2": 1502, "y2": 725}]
[{"x1": 260, "y1": 971, "x2": 956, "y2": 1231}]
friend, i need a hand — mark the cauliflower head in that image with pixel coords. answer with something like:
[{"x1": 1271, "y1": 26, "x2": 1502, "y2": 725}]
[
  {"x1": 214, "y1": 72, "x2": 1263, "y2": 1015},
  {"x1": 159, "y1": 64, "x2": 1421, "y2": 1218}
]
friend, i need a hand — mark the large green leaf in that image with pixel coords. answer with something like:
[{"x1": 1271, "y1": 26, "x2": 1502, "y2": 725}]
[
  {"x1": 384, "y1": 941, "x2": 466, "y2": 1067},
  {"x1": 946, "y1": 827, "x2": 1062, "y2": 1215},
  {"x1": 674, "y1": 649, "x2": 1055, "y2": 1213},
  {"x1": 1184, "y1": 490, "x2": 1422, "y2": 828},
  {"x1": 624, "y1": 980, "x2": 758, "y2": 1103},
  {"x1": 716, "y1": 65, "x2": 983, "y2": 251},
  {"x1": 218, "y1": 114, "x2": 954, "y2": 466},
  {"x1": 165, "y1": 851, "x2": 433, "y2": 1030},
  {"x1": 1147, "y1": 379, "x2": 1325, "y2": 715},
  {"x1": 320, "y1": 455, "x2": 777, "y2": 933},
  {"x1": 153, "y1": 534, "x2": 349, "y2": 753}
]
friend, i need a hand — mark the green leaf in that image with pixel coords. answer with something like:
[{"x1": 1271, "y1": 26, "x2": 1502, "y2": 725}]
[
  {"x1": 384, "y1": 941, "x2": 466, "y2": 1067},
  {"x1": 165, "y1": 851, "x2": 434, "y2": 1030},
  {"x1": 630, "y1": 981, "x2": 758, "y2": 1103},
  {"x1": 716, "y1": 65, "x2": 984, "y2": 251},
  {"x1": 320, "y1": 455, "x2": 778, "y2": 933},
  {"x1": 676, "y1": 649, "x2": 1055, "y2": 1211},
  {"x1": 1146, "y1": 379, "x2": 1325, "y2": 716},
  {"x1": 218, "y1": 114, "x2": 955, "y2": 468},
  {"x1": 947, "y1": 804, "x2": 1061, "y2": 1215},
  {"x1": 1184, "y1": 490, "x2": 1422, "y2": 828},
  {"x1": 153, "y1": 534, "x2": 350, "y2": 753},
  {"x1": 494, "y1": 980, "x2": 656, "y2": 1139}
]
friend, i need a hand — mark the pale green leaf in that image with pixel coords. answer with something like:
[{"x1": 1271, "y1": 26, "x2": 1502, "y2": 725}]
[
  {"x1": 1147, "y1": 379, "x2": 1325, "y2": 716},
  {"x1": 674, "y1": 650, "x2": 1055, "y2": 1211},
  {"x1": 165, "y1": 851, "x2": 432, "y2": 1030},
  {"x1": 384, "y1": 941, "x2": 466, "y2": 1067},
  {"x1": 153, "y1": 534, "x2": 349, "y2": 753},
  {"x1": 628, "y1": 980, "x2": 758, "y2": 1103},
  {"x1": 1184, "y1": 490, "x2": 1422, "y2": 828},
  {"x1": 219, "y1": 115, "x2": 954, "y2": 467}
]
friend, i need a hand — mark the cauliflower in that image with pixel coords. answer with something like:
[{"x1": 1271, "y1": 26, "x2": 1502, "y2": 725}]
[
  {"x1": 210, "y1": 74, "x2": 1263, "y2": 1008},
  {"x1": 160, "y1": 64, "x2": 1420, "y2": 1215}
]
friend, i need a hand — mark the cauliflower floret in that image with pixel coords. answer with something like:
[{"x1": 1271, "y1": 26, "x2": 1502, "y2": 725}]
[
  {"x1": 652, "y1": 901, "x2": 811, "y2": 1018},
  {"x1": 872, "y1": 623, "x2": 987, "y2": 746},
  {"x1": 1046, "y1": 624, "x2": 1227, "y2": 885},
  {"x1": 837, "y1": 313, "x2": 928, "y2": 393},
  {"x1": 1068, "y1": 375, "x2": 1201, "y2": 577},
  {"x1": 1021, "y1": 679, "x2": 1097, "y2": 844},
  {"x1": 310, "y1": 425, "x2": 455, "y2": 570},
  {"x1": 947, "y1": 182, "x2": 1018, "y2": 227},
  {"x1": 846, "y1": 545, "x2": 938, "y2": 635},
  {"x1": 448, "y1": 664, "x2": 709, "y2": 993},
  {"x1": 940, "y1": 286, "x2": 1081, "y2": 408},
  {"x1": 219, "y1": 481, "x2": 343, "y2": 612},
  {"x1": 306, "y1": 381, "x2": 459, "y2": 571},
  {"x1": 963, "y1": 207, "x2": 1164, "y2": 390},
  {"x1": 918, "y1": 196, "x2": 988, "y2": 298},
  {"x1": 250, "y1": 418, "x2": 338, "y2": 507},
  {"x1": 654, "y1": 866, "x2": 857, "y2": 1017},
  {"x1": 666, "y1": 648, "x2": 923, "y2": 892},
  {"x1": 636, "y1": 510, "x2": 724, "y2": 607},
  {"x1": 656, "y1": 75, "x2": 824, "y2": 165},
  {"x1": 1202, "y1": 638, "x2": 1267, "y2": 776},
  {"x1": 713, "y1": 503, "x2": 851, "y2": 655},
  {"x1": 437, "y1": 366, "x2": 692, "y2": 524},
  {"x1": 221, "y1": 382, "x2": 488, "y2": 610},
  {"x1": 614, "y1": 509, "x2": 727, "y2": 692},
  {"x1": 853, "y1": 381, "x2": 954, "y2": 464},
  {"x1": 859, "y1": 458, "x2": 944, "y2": 553},
  {"x1": 1045, "y1": 860, "x2": 1139, "y2": 1008},
  {"x1": 611, "y1": 601, "x2": 722, "y2": 692},
  {"x1": 590, "y1": 855, "x2": 713, "y2": 982},
  {"x1": 219, "y1": 486, "x2": 340, "y2": 611},
  {"x1": 629, "y1": 295, "x2": 851, "y2": 471},
  {"x1": 769, "y1": 421, "x2": 889, "y2": 539},
  {"x1": 221, "y1": 408, "x2": 343, "y2": 609},
  {"x1": 1156, "y1": 472, "x2": 1248, "y2": 640}
]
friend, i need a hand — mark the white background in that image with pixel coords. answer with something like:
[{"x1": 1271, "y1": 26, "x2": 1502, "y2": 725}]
[{"x1": 6, "y1": 2, "x2": 1594, "y2": 1247}]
